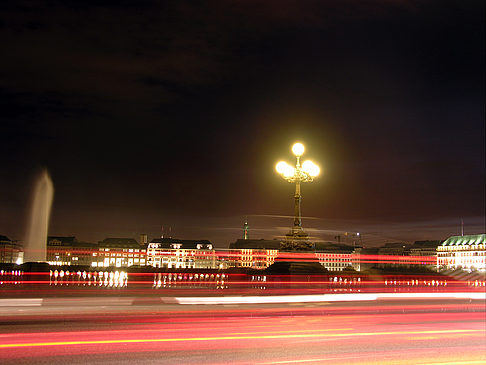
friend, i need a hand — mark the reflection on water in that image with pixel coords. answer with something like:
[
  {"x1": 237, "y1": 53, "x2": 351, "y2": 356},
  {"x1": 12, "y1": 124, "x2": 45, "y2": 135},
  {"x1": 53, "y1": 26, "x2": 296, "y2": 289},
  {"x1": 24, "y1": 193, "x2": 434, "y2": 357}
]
[
  {"x1": 49, "y1": 269, "x2": 128, "y2": 287},
  {"x1": 0, "y1": 268, "x2": 484, "y2": 293}
]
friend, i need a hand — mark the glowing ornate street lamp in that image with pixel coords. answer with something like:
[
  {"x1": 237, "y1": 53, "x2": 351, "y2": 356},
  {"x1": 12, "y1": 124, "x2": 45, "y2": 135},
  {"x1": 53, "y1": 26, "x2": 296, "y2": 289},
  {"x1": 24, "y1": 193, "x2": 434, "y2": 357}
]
[{"x1": 276, "y1": 142, "x2": 320, "y2": 241}]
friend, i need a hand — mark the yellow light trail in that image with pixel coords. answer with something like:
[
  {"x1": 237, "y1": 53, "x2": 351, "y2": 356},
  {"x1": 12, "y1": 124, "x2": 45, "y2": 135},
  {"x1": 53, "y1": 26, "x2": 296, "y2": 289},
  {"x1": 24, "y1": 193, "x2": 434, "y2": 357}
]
[
  {"x1": 408, "y1": 333, "x2": 479, "y2": 341},
  {"x1": 230, "y1": 328, "x2": 353, "y2": 335},
  {"x1": 0, "y1": 329, "x2": 482, "y2": 349},
  {"x1": 422, "y1": 362, "x2": 486, "y2": 365},
  {"x1": 264, "y1": 358, "x2": 486, "y2": 365}
]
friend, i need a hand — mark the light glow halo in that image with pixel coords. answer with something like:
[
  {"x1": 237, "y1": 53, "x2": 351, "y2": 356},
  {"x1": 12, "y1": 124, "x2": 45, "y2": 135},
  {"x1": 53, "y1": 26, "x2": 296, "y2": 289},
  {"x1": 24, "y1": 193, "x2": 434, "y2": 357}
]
[
  {"x1": 291, "y1": 142, "x2": 305, "y2": 156},
  {"x1": 302, "y1": 160, "x2": 320, "y2": 177},
  {"x1": 276, "y1": 161, "x2": 289, "y2": 174}
]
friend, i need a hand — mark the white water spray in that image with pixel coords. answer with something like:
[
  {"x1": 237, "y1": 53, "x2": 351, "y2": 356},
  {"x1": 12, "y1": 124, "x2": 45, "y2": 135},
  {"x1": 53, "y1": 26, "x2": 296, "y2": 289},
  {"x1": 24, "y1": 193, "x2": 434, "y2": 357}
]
[{"x1": 23, "y1": 170, "x2": 54, "y2": 262}]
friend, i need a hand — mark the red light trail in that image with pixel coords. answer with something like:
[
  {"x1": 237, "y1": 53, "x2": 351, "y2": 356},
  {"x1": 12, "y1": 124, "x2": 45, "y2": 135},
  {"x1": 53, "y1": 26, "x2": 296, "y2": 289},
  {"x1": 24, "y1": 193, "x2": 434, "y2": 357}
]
[{"x1": 0, "y1": 309, "x2": 484, "y2": 364}]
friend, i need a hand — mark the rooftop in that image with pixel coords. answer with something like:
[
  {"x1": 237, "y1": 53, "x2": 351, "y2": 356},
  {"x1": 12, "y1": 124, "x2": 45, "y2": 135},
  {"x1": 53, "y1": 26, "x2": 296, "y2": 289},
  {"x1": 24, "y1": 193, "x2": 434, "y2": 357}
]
[
  {"x1": 150, "y1": 238, "x2": 213, "y2": 249},
  {"x1": 229, "y1": 239, "x2": 281, "y2": 250},
  {"x1": 98, "y1": 238, "x2": 141, "y2": 248},
  {"x1": 0, "y1": 235, "x2": 11, "y2": 242},
  {"x1": 412, "y1": 240, "x2": 442, "y2": 248},
  {"x1": 314, "y1": 241, "x2": 355, "y2": 253},
  {"x1": 48, "y1": 236, "x2": 77, "y2": 245},
  {"x1": 441, "y1": 234, "x2": 486, "y2": 246}
]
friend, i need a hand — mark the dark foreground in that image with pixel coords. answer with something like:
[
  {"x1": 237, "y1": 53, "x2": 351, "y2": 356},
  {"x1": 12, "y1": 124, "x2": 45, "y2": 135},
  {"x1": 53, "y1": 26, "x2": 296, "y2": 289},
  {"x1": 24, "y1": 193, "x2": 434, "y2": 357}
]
[{"x1": 0, "y1": 296, "x2": 484, "y2": 364}]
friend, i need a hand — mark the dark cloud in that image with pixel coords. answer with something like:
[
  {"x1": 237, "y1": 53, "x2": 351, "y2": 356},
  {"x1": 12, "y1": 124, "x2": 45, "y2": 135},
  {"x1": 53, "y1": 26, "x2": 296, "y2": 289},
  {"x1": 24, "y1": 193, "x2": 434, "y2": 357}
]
[{"x1": 0, "y1": 0, "x2": 484, "y2": 245}]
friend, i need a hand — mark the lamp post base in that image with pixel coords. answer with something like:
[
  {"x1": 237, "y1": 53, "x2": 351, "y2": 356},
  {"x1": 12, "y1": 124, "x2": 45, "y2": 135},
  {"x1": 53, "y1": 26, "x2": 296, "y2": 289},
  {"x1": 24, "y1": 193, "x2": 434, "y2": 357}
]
[
  {"x1": 285, "y1": 231, "x2": 309, "y2": 240},
  {"x1": 287, "y1": 224, "x2": 309, "y2": 238},
  {"x1": 281, "y1": 229, "x2": 314, "y2": 251}
]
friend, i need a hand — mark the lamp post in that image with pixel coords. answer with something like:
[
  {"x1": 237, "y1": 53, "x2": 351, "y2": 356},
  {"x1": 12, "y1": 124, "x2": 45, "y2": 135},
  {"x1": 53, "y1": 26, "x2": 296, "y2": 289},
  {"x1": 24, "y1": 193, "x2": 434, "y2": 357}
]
[{"x1": 276, "y1": 142, "x2": 320, "y2": 241}]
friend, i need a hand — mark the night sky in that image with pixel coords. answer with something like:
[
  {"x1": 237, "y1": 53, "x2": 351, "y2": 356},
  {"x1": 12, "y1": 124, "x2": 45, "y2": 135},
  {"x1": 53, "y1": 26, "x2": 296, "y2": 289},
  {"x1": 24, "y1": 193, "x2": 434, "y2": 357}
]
[{"x1": 1, "y1": 1, "x2": 484, "y2": 247}]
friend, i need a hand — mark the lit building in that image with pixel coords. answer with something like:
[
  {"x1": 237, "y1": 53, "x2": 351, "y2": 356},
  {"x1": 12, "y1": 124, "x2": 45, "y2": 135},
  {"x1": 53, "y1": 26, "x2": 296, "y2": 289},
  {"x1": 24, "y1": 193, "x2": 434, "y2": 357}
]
[
  {"x1": 371, "y1": 242, "x2": 412, "y2": 269},
  {"x1": 229, "y1": 239, "x2": 280, "y2": 269},
  {"x1": 378, "y1": 242, "x2": 413, "y2": 256},
  {"x1": 146, "y1": 238, "x2": 215, "y2": 269},
  {"x1": 47, "y1": 236, "x2": 90, "y2": 266},
  {"x1": 47, "y1": 236, "x2": 147, "y2": 267},
  {"x1": 409, "y1": 240, "x2": 440, "y2": 269},
  {"x1": 437, "y1": 234, "x2": 486, "y2": 272},
  {"x1": 95, "y1": 238, "x2": 147, "y2": 268},
  {"x1": 0, "y1": 235, "x2": 23, "y2": 264},
  {"x1": 410, "y1": 240, "x2": 441, "y2": 257},
  {"x1": 314, "y1": 242, "x2": 361, "y2": 272}
]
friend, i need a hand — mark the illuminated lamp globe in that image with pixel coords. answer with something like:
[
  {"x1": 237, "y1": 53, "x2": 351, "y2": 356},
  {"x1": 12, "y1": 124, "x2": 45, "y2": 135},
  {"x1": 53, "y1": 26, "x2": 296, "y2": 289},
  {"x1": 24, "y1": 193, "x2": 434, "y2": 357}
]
[
  {"x1": 276, "y1": 161, "x2": 289, "y2": 175},
  {"x1": 302, "y1": 160, "x2": 320, "y2": 177},
  {"x1": 292, "y1": 142, "x2": 305, "y2": 156},
  {"x1": 283, "y1": 165, "x2": 295, "y2": 178}
]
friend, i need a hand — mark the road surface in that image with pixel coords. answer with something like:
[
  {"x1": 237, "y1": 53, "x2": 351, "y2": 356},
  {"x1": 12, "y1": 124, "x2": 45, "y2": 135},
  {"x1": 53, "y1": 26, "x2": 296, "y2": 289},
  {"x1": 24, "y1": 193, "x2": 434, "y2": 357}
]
[{"x1": 0, "y1": 296, "x2": 484, "y2": 364}]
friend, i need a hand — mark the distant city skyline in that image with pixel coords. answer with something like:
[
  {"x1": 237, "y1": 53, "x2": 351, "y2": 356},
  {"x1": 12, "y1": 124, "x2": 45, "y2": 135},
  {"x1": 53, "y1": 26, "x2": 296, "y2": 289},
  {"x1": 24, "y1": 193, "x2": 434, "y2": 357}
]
[{"x1": 3, "y1": 213, "x2": 482, "y2": 249}]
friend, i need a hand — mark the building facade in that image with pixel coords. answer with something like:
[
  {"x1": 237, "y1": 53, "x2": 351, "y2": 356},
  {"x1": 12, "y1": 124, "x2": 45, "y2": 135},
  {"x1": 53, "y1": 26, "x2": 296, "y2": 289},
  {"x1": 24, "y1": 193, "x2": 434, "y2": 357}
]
[
  {"x1": 409, "y1": 240, "x2": 440, "y2": 269},
  {"x1": 437, "y1": 234, "x2": 486, "y2": 272},
  {"x1": 0, "y1": 235, "x2": 23, "y2": 264},
  {"x1": 314, "y1": 242, "x2": 361, "y2": 272},
  {"x1": 229, "y1": 239, "x2": 280, "y2": 270},
  {"x1": 95, "y1": 238, "x2": 147, "y2": 267},
  {"x1": 146, "y1": 238, "x2": 216, "y2": 269},
  {"x1": 47, "y1": 236, "x2": 147, "y2": 267},
  {"x1": 47, "y1": 236, "x2": 94, "y2": 266}
]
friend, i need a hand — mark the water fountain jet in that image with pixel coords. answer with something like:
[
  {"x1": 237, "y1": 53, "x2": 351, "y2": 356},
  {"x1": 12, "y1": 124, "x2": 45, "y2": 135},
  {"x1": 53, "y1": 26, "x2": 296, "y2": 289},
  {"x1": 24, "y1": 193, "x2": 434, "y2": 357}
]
[{"x1": 23, "y1": 170, "x2": 54, "y2": 263}]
